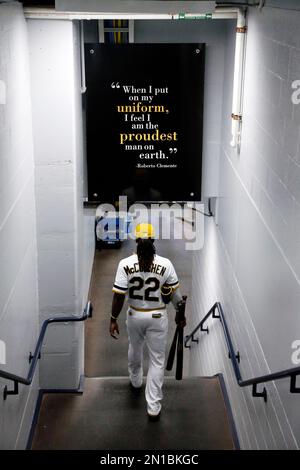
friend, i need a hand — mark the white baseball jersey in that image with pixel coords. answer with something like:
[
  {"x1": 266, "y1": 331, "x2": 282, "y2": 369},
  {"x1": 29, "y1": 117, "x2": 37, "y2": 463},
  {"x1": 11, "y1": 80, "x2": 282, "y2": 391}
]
[{"x1": 112, "y1": 254, "x2": 179, "y2": 311}]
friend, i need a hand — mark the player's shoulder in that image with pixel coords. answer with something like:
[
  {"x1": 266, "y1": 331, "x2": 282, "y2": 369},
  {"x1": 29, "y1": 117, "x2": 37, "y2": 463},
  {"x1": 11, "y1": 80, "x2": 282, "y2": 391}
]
[
  {"x1": 154, "y1": 254, "x2": 173, "y2": 268},
  {"x1": 118, "y1": 253, "x2": 138, "y2": 266}
]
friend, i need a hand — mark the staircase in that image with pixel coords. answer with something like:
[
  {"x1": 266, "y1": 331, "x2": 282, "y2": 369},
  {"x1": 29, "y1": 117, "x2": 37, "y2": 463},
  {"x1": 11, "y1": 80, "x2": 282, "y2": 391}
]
[
  {"x1": 30, "y1": 376, "x2": 238, "y2": 450},
  {"x1": 29, "y1": 237, "x2": 238, "y2": 450}
]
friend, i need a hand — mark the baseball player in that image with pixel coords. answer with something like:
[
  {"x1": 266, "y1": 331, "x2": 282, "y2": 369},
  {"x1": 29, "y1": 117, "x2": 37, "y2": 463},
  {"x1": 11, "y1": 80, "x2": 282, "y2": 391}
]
[{"x1": 110, "y1": 223, "x2": 185, "y2": 420}]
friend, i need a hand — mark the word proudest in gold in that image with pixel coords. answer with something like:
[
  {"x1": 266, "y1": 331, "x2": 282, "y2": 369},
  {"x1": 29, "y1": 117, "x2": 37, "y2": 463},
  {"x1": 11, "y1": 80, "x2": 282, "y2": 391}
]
[{"x1": 120, "y1": 129, "x2": 178, "y2": 145}]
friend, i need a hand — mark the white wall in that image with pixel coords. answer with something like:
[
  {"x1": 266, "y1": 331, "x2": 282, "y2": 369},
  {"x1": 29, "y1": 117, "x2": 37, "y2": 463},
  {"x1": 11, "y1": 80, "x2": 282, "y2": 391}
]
[
  {"x1": 0, "y1": 2, "x2": 40, "y2": 449},
  {"x1": 28, "y1": 20, "x2": 95, "y2": 389},
  {"x1": 190, "y1": 7, "x2": 300, "y2": 449}
]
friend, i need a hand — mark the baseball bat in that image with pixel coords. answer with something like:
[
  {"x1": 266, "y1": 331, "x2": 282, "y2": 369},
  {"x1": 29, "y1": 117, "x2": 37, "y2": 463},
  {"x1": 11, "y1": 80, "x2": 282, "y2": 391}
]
[
  {"x1": 166, "y1": 296, "x2": 187, "y2": 379},
  {"x1": 166, "y1": 326, "x2": 179, "y2": 371}
]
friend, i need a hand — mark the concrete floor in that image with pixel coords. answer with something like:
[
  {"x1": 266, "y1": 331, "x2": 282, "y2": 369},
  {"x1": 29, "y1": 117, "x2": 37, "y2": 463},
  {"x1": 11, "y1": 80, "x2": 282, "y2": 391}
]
[{"x1": 32, "y1": 377, "x2": 235, "y2": 450}]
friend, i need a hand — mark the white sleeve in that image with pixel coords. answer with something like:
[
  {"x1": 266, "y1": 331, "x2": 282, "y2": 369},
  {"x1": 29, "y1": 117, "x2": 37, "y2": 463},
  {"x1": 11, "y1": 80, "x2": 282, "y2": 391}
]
[
  {"x1": 112, "y1": 261, "x2": 128, "y2": 295},
  {"x1": 165, "y1": 261, "x2": 180, "y2": 291}
]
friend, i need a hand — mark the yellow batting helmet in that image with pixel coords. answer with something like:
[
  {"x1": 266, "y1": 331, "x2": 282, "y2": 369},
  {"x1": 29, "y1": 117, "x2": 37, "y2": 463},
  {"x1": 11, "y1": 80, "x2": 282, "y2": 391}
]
[{"x1": 135, "y1": 223, "x2": 155, "y2": 239}]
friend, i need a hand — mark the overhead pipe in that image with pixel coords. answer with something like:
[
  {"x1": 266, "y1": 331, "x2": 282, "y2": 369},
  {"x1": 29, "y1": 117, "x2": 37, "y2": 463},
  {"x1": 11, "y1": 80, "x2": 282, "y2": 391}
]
[
  {"x1": 80, "y1": 20, "x2": 87, "y2": 94},
  {"x1": 229, "y1": 8, "x2": 247, "y2": 150},
  {"x1": 24, "y1": 7, "x2": 240, "y2": 21},
  {"x1": 163, "y1": 7, "x2": 247, "y2": 152}
]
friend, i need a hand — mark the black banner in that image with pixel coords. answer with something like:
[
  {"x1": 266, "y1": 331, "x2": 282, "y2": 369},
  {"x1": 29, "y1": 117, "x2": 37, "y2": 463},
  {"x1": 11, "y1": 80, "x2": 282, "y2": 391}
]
[{"x1": 85, "y1": 43, "x2": 205, "y2": 202}]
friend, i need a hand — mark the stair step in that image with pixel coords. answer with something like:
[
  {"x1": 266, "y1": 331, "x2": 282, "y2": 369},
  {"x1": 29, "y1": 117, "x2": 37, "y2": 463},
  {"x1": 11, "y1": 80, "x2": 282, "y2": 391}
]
[{"x1": 31, "y1": 376, "x2": 236, "y2": 450}]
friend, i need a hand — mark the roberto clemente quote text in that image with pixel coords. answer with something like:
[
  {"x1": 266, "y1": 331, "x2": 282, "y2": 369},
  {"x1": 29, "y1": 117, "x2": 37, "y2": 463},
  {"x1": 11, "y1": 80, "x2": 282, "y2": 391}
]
[{"x1": 111, "y1": 82, "x2": 178, "y2": 169}]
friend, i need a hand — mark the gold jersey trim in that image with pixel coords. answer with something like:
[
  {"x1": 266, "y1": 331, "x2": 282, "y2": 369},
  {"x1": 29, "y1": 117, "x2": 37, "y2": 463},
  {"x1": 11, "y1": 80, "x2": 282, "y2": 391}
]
[{"x1": 112, "y1": 288, "x2": 127, "y2": 295}]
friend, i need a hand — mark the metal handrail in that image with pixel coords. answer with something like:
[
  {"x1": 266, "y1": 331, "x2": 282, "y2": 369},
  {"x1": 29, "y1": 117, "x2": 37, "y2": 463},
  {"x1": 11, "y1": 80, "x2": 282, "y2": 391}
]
[
  {"x1": 0, "y1": 301, "x2": 93, "y2": 400},
  {"x1": 185, "y1": 302, "x2": 300, "y2": 402}
]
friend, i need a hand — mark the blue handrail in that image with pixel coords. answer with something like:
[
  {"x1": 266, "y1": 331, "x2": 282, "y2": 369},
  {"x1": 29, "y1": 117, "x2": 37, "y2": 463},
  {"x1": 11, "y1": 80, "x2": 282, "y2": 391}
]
[
  {"x1": 0, "y1": 301, "x2": 93, "y2": 400},
  {"x1": 185, "y1": 302, "x2": 300, "y2": 402}
]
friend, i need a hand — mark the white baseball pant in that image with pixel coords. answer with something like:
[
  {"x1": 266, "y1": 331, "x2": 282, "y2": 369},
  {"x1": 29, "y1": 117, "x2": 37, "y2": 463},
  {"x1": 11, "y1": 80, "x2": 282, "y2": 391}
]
[{"x1": 126, "y1": 308, "x2": 168, "y2": 415}]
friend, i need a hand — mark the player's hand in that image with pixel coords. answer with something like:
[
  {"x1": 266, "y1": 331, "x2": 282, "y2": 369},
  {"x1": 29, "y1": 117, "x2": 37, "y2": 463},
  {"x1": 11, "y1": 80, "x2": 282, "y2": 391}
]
[{"x1": 110, "y1": 319, "x2": 119, "y2": 339}]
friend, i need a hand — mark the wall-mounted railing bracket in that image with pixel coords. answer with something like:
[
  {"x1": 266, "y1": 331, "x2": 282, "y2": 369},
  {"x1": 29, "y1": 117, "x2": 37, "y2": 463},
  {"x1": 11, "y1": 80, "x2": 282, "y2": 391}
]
[
  {"x1": 229, "y1": 351, "x2": 240, "y2": 363},
  {"x1": 252, "y1": 383, "x2": 267, "y2": 402},
  {"x1": 3, "y1": 381, "x2": 19, "y2": 401},
  {"x1": 212, "y1": 310, "x2": 220, "y2": 320},
  {"x1": 29, "y1": 351, "x2": 41, "y2": 363},
  {"x1": 201, "y1": 325, "x2": 209, "y2": 334},
  {"x1": 290, "y1": 374, "x2": 300, "y2": 393},
  {"x1": 191, "y1": 335, "x2": 199, "y2": 344},
  {"x1": 185, "y1": 336, "x2": 191, "y2": 349}
]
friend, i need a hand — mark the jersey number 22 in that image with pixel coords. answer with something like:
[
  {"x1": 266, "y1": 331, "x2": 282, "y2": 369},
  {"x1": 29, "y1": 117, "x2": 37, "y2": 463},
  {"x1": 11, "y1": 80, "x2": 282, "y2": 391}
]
[{"x1": 129, "y1": 276, "x2": 160, "y2": 302}]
